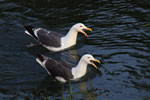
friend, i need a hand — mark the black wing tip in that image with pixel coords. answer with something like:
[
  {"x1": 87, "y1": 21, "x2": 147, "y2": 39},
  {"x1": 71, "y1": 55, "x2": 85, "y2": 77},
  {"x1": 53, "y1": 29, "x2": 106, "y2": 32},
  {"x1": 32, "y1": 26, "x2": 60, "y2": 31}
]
[
  {"x1": 36, "y1": 53, "x2": 47, "y2": 62},
  {"x1": 24, "y1": 24, "x2": 39, "y2": 39},
  {"x1": 24, "y1": 25, "x2": 34, "y2": 30}
]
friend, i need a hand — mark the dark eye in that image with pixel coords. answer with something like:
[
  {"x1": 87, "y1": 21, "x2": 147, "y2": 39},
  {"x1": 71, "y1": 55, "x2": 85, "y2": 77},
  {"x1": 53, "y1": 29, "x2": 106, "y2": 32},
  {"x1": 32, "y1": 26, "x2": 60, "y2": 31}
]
[
  {"x1": 80, "y1": 25, "x2": 83, "y2": 27},
  {"x1": 88, "y1": 57, "x2": 90, "y2": 59}
]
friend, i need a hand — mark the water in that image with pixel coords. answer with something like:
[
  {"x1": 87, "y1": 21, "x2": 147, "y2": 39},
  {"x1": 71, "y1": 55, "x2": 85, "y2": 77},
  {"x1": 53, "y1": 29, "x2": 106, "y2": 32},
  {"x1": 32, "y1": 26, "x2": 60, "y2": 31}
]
[{"x1": 0, "y1": 0, "x2": 150, "y2": 99}]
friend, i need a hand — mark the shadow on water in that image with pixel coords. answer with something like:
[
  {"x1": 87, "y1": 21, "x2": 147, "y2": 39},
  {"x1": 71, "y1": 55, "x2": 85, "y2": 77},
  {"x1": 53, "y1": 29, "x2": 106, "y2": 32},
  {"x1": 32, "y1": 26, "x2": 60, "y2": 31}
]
[{"x1": 0, "y1": 0, "x2": 150, "y2": 99}]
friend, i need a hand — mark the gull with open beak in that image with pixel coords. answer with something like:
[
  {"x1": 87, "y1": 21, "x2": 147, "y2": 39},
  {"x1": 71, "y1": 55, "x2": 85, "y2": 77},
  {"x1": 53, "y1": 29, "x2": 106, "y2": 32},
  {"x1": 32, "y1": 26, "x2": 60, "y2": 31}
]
[
  {"x1": 24, "y1": 23, "x2": 92, "y2": 52},
  {"x1": 36, "y1": 54, "x2": 100, "y2": 82}
]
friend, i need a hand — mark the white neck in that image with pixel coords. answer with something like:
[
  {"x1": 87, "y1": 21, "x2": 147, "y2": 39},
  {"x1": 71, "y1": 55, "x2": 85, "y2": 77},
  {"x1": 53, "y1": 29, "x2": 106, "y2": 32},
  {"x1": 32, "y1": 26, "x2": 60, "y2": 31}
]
[
  {"x1": 72, "y1": 59, "x2": 88, "y2": 79},
  {"x1": 61, "y1": 27, "x2": 78, "y2": 49}
]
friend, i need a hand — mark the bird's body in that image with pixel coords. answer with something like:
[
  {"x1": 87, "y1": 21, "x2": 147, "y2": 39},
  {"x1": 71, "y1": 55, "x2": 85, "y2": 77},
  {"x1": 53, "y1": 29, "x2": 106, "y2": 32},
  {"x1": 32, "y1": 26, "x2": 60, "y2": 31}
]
[
  {"x1": 24, "y1": 23, "x2": 92, "y2": 52},
  {"x1": 36, "y1": 54, "x2": 100, "y2": 82}
]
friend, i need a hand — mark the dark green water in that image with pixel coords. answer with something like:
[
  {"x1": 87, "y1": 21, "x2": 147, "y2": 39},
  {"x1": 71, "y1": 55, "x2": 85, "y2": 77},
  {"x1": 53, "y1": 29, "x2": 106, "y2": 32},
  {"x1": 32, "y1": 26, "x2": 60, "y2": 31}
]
[{"x1": 0, "y1": 0, "x2": 150, "y2": 99}]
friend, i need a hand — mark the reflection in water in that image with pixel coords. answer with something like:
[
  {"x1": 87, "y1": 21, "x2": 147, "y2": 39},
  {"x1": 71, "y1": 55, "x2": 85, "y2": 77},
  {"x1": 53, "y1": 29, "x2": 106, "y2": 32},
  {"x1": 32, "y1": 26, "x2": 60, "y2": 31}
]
[
  {"x1": 67, "y1": 49, "x2": 79, "y2": 61},
  {"x1": 78, "y1": 81, "x2": 97, "y2": 100}
]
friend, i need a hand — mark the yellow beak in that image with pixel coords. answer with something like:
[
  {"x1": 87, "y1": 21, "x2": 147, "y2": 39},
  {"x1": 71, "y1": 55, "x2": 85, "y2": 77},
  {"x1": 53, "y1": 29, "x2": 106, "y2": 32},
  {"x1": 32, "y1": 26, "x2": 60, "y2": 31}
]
[
  {"x1": 81, "y1": 27, "x2": 92, "y2": 38},
  {"x1": 91, "y1": 59, "x2": 101, "y2": 69}
]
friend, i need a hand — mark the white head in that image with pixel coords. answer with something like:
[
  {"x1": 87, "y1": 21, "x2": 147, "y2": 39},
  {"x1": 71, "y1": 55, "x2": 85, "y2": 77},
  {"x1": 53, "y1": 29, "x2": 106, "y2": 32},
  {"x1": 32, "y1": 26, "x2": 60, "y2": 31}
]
[
  {"x1": 72, "y1": 23, "x2": 92, "y2": 38},
  {"x1": 81, "y1": 54, "x2": 100, "y2": 69}
]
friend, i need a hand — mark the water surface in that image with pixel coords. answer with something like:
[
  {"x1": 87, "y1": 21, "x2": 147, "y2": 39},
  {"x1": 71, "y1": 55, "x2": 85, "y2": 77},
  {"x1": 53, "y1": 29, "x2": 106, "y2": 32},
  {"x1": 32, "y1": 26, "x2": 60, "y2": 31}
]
[{"x1": 0, "y1": 0, "x2": 150, "y2": 99}]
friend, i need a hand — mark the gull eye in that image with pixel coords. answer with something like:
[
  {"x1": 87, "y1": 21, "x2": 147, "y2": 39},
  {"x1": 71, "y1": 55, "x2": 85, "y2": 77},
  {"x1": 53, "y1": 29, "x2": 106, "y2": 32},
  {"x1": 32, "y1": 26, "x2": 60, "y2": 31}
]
[
  {"x1": 80, "y1": 25, "x2": 83, "y2": 27},
  {"x1": 87, "y1": 57, "x2": 90, "y2": 59}
]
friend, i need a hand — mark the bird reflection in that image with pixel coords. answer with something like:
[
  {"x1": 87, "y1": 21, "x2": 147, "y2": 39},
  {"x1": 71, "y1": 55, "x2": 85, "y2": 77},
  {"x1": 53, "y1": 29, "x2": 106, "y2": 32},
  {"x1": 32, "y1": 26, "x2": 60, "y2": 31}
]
[{"x1": 78, "y1": 80, "x2": 98, "y2": 100}]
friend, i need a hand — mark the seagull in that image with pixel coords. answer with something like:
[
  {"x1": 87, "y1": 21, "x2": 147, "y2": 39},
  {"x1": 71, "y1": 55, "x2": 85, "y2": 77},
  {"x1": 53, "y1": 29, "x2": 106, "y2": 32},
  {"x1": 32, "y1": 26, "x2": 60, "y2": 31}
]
[
  {"x1": 36, "y1": 54, "x2": 100, "y2": 82},
  {"x1": 24, "y1": 23, "x2": 92, "y2": 52}
]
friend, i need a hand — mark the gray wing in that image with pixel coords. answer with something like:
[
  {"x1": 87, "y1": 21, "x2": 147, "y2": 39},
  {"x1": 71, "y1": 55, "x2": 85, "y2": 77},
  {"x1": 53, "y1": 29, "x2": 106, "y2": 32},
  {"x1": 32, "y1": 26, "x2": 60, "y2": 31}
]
[
  {"x1": 45, "y1": 59, "x2": 74, "y2": 81},
  {"x1": 59, "y1": 61, "x2": 74, "y2": 70},
  {"x1": 36, "y1": 28, "x2": 62, "y2": 47}
]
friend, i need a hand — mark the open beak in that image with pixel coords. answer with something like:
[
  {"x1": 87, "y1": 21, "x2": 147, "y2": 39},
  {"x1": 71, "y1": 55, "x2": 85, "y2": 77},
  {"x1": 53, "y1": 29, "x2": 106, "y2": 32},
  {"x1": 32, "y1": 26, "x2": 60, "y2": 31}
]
[
  {"x1": 90, "y1": 59, "x2": 101, "y2": 69},
  {"x1": 81, "y1": 27, "x2": 92, "y2": 38}
]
